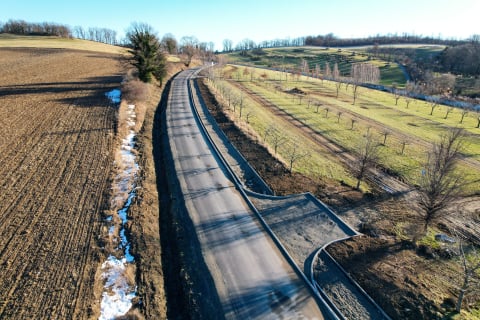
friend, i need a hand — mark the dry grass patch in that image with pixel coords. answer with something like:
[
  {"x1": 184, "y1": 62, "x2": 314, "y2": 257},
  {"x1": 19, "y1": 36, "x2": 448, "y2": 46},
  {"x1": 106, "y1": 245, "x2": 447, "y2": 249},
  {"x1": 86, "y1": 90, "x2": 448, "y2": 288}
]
[{"x1": 0, "y1": 33, "x2": 127, "y2": 54}]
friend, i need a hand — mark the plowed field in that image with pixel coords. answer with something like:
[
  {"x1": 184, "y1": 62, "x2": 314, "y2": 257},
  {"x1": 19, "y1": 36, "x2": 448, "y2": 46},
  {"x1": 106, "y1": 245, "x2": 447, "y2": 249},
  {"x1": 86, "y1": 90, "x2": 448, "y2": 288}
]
[{"x1": 0, "y1": 47, "x2": 123, "y2": 319}]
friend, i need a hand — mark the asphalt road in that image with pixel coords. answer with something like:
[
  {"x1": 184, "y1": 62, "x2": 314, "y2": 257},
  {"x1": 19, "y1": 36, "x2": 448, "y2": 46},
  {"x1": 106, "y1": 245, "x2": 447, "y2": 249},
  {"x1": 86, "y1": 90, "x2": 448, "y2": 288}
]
[{"x1": 166, "y1": 68, "x2": 329, "y2": 319}]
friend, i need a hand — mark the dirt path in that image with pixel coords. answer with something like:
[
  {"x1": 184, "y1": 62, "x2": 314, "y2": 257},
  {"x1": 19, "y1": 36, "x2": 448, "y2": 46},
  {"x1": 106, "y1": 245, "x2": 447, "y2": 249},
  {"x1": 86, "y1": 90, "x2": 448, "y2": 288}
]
[{"x1": 0, "y1": 48, "x2": 122, "y2": 319}]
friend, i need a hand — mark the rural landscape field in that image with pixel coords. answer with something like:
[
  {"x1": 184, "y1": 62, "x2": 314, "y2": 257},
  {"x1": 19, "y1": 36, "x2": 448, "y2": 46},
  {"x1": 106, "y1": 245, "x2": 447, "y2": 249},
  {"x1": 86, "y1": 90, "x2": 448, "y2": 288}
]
[
  {"x1": 0, "y1": 42, "x2": 124, "y2": 318},
  {"x1": 1, "y1": 6, "x2": 480, "y2": 319}
]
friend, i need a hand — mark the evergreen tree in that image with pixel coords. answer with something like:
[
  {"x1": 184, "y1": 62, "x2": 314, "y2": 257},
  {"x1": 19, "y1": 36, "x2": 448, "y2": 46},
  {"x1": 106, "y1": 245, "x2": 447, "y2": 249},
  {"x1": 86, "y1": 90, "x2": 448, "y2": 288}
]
[{"x1": 126, "y1": 23, "x2": 166, "y2": 84}]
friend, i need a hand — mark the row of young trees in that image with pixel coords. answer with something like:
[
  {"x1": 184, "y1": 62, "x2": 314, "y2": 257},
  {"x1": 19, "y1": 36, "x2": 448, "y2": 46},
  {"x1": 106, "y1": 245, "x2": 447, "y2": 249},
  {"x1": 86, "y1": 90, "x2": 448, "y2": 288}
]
[
  {"x1": 220, "y1": 65, "x2": 479, "y2": 312},
  {"x1": 206, "y1": 74, "x2": 311, "y2": 172},
  {"x1": 222, "y1": 36, "x2": 306, "y2": 53},
  {"x1": 229, "y1": 63, "x2": 478, "y2": 232}
]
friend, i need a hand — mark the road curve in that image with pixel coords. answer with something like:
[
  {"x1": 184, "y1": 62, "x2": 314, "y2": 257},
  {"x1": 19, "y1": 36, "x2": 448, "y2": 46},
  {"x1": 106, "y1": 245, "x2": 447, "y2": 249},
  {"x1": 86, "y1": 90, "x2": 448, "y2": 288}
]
[{"x1": 165, "y1": 68, "x2": 329, "y2": 319}]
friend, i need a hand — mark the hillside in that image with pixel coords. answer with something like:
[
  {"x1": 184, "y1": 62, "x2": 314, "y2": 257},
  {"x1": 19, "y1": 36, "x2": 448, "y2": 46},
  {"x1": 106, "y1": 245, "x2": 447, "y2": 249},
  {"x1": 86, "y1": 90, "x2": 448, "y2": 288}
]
[
  {"x1": 0, "y1": 33, "x2": 128, "y2": 54},
  {"x1": 222, "y1": 46, "x2": 408, "y2": 87}
]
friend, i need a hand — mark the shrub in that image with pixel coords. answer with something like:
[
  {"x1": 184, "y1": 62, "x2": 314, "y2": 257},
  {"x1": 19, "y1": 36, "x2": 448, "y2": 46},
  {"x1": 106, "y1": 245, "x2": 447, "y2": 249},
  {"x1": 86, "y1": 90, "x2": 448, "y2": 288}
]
[{"x1": 122, "y1": 79, "x2": 149, "y2": 103}]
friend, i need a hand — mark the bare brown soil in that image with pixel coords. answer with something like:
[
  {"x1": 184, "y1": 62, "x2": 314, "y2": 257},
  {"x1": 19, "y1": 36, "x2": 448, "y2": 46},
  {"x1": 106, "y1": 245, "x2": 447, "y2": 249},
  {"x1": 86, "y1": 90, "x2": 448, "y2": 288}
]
[
  {"x1": 197, "y1": 77, "x2": 480, "y2": 319},
  {"x1": 0, "y1": 48, "x2": 123, "y2": 318}
]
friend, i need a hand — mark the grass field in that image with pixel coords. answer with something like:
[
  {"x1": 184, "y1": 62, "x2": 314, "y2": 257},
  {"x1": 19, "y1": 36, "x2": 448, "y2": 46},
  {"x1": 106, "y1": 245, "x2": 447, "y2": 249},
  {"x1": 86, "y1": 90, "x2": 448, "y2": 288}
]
[{"x1": 210, "y1": 64, "x2": 480, "y2": 193}]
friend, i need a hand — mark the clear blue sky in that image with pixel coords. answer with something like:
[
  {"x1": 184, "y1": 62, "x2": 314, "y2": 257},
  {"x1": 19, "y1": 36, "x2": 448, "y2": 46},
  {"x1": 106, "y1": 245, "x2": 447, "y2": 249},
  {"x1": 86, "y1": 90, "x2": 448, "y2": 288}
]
[{"x1": 2, "y1": 0, "x2": 479, "y2": 50}]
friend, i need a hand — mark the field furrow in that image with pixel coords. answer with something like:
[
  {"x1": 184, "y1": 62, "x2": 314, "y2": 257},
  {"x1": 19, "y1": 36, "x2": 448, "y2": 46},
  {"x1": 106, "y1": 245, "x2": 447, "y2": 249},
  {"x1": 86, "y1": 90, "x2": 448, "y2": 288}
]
[{"x1": 0, "y1": 47, "x2": 122, "y2": 319}]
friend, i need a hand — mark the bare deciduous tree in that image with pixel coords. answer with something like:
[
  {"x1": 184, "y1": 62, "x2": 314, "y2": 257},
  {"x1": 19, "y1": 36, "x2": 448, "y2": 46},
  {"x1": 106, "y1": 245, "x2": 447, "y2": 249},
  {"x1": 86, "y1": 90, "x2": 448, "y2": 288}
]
[
  {"x1": 264, "y1": 124, "x2": 274, "y2": 142},
  {"x1": 350, "y1": 63, "x2": 380, "y2": 105},
  {"x1": 335, "y1": 81, "x2": 342, "y2": 98},
  {"x1": 350, "y1": 118, "x2": 356, "y2": 130},
  {"x1": 222, "y1": 39, "x2": 233, "y2": 52},
  {"x1": 161, "y1": 33, "x2": 177, "y2": 54},
  {"x1": 460, "y1": 109, "x2": 469, "y2": 124},
  {"x1": 417, "y1": 128, "x2": 467, "y2": 232},
  {"x1": 400, "y1": 140, "x2": 409, "y2": 155},
  {"x1": 444, "y1": 107, "x2": 454, "y2": 119},
  {"x1": 270, "y1": 128, "x2": 288, "y2": 155},
  {"x1": 404, "y1": 95, "x2": 412, "y2": 109},
  {"x1": 286, "y1": 143, "x2": 310, "y2": 172},
  {"x1": 382, "y1": 130, "x2": 391, "y2": 145},
  {"x1": 242, "y1": 67, "x2": 250, "y2": 80},
  {"x1": 427, "y1": 95, "x2": 440, "y2": 115},
  {"x1": 180, "y1": 35, "x2": 199, "y2": 67},
  {"x1": 337, "y1": 111, "x2": 343, "y2": 123},
  {"x1": 392, "y1": 82, "x2": 401, "y2": 106},
  {"x1": 246, "y1": 111, "x2": 254, "y2": 123},
  {"x1": 238, "y1": 95, "x2": 246, "y2": 118},
  {"x1": 354, "y1": 132, "x2": 381, "y2": 190}
]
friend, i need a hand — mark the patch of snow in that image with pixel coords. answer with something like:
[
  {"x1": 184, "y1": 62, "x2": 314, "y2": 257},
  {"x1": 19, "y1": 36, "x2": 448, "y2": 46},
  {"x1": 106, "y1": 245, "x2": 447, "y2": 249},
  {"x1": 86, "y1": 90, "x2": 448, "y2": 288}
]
[
  {"x1": 105, "y1": 89, "x2": 121, "y2": 104},
  {"x1": 99, "y1": 101, "x2": 138, "y2": 319},
  {"x1": 99, "y1": 256, "x2": 136, "y2": 320}
]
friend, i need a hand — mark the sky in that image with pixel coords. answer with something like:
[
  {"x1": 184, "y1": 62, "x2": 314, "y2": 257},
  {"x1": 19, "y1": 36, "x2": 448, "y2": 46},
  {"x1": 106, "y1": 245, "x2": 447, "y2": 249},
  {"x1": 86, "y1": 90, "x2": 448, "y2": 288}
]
[{"x1": 2, "y1": 0, "x2": 479, "y2": 50}]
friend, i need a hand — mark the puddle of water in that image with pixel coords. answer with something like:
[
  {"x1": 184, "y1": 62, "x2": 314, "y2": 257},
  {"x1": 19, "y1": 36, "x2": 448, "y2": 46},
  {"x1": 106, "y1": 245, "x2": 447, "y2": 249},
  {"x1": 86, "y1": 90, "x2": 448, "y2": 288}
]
[{"x1": 105, "y1": 89, "x2": 121, "y2": 104}]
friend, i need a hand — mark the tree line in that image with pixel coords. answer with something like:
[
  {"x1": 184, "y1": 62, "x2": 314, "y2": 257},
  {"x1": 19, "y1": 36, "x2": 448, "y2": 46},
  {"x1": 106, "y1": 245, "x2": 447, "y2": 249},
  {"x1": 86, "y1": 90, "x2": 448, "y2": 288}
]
[
  {"x1": 72, "y1": 26, "x2": 118, "y2": 45},
  {"x1": 0, "y1": 19, "x2": 118, "y2": 45},
  {"x1": 222, "y1": 36, "x2": 306, "y2": 53},
  {"x1": 221, "y1": 33, "x2": 474, "y2": 53},
  {"x1": 0, "y1": 19, "x2": 71, "y2": 37},
  {"x1": 305, "y1": 33, "x2": 470, "y2": 47}
]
